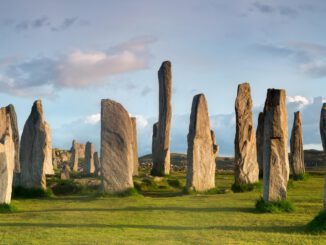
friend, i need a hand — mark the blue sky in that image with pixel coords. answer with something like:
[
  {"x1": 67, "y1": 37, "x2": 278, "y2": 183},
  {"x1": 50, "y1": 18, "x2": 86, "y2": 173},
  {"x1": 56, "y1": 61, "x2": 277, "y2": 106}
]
[{"x1": 1, "y1": 0, "x2": 326, "y2": 156}]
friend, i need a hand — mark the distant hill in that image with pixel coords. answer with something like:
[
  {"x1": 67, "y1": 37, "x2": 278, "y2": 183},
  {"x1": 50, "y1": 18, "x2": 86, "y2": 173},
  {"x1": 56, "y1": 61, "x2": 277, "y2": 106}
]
[{"x1": 139, "y1": 149, "x2": 326, "y2": 172}]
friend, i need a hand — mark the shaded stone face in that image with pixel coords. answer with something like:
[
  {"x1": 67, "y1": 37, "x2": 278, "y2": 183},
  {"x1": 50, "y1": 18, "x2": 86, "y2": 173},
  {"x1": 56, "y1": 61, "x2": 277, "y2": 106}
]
[
  {"x1": 60, "y1": 164, "x2": 70, "y2": 180},
  {"x1": 320, "y1": 103, "x2": 326, "y2": 154},
  {"x1": 70, "y1": 140, "x2": 79, "y2": 171},
  {"x1": 256, "y1": 112, "x2": 264, "y2": 175},
  {"x1": 0, "y1": 107, "x2": 15, "y2": 204},
  {"x1": 19, "y1": 100, "x2": 53, "y2": 189},
  {"x1": 211, "y1": 130, "x2": 219, "y2": 166},
  {"x1": 131, "y1": 117, "x2": 139, "y2": 176},
  {"x1": 290, "y1": 111, "x2": 305, "y2": 177},
  {"x1": 263, "y1": 89, "x2": 289, "y2": 202},
  {"x1": 43, "y1": 122, "x2": 54, "y2": 175},
  {"x1": 186, "y1": 94, "x2": 216, "y2": 191},
  {"x1": 100, "y1": 99, "x2": 134, "y2": 192},
  {"x1": 84, "y1": 142, "x2": 95, "y2": 174},
  {"x1": 151, "y1": 61, "x2": 172, "y2": 176},
  {"x1": 234, "y1": 83, "x2": 259, "y2": 185},
  {"x1": 93, "y1": 152, "x2": 100, "y2": 176}
]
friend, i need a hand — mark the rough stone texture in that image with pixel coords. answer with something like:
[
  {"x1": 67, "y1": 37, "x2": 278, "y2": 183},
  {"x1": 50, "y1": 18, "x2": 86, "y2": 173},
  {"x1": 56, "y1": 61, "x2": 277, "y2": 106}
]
[
  {"x1": 256, "y1": 112, "x2": 264, "y2": 175},
  {"x1": 263, "y1": 89, "x2": 289, "y2": 202},
  {"x1": 210, "y1": 130, "x2": 219, "y2": 166},
  {"x1": 151, "y1": 61, "x2": 172, "y2": 176},
  {"x1": 83, "y1": 142, "x2": 95, "y2": 174},
  {"x1": 43, "y1": 122, "x2": 54, "y2": 175},
  {"x1": 320, "y1": 103, "x2": 326, "y2": 155},
  {"x1": 93, "y1": 152, "x2": 100, "y2": 176},
  {"x1": 60, "y1": 164, "x2": 70, "y2": 180},
  {"x1": 70, "y1": 140, "x2": 79, "y2": 171},
  {"x1": 234, "y1": 83, "x2": 259, "y2": 185},
  {"x1": 131, "y1": 117, "x2": 139, "y2": 176},
  {"x1": 290, "y1": 111, "x2": 305, "y2": 177},
  {"x1": 76, "y1": 142, "x2": 85, "y2": 159},
  {"x1": 52, "y1": 148, "x2": 71, "y2": 170},
  {"x1": 100, "y1": 99, "x2": 134, "y2": 192},
  {"x1": 186, "y1": 94, "x2": 216, "y2": 191},
  {"x1": 0, "y1": 107, "x2": 15, "y2": 204},
  {"x1": 19, "y1": 100, "x2": 53, "y2": 189}
]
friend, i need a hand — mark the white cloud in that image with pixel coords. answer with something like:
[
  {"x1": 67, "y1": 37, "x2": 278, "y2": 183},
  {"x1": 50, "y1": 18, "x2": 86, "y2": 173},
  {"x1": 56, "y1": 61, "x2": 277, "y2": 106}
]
[
  {"x1": 84, "y1": 113, "x2": 100, "y2": 125},
  {"x1": 287, "y1": 95, "x2": 311, "y2": 108},
  {"x1": 133, "y1": 115, "x2": 148, "y2": 129}
]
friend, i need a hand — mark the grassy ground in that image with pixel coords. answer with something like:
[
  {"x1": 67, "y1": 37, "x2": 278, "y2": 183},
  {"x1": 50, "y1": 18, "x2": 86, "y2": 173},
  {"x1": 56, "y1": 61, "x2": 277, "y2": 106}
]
[{"x1": 0, "y1": 171, "x2": 325, "y2": 244}]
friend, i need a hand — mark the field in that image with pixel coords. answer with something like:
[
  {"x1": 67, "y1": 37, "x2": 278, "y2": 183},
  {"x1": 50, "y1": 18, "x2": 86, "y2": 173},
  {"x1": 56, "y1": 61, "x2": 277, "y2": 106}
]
[{"x1": 0, "y1": 169, "x2": 325, "y2": 244}]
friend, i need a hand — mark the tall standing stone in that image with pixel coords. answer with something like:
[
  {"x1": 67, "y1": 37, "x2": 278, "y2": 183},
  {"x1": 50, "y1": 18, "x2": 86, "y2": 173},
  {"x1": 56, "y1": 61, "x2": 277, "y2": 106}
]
[
  {"x1": 101, "y1": 99, "x2": 134, "y2": 192},
  {"x1": 0, "y1": 107, "x2": 15, "y2": 204},
  {"x1": 290, "y1": 111, "x2": 305, "y2": 178},
  {"x1": 234, "y1": 83, "x2": 259, "y2": 185},
  {"x1": 84, "y1": 142, "x2": 95, "y2": 174},
  {"x1": 151, "y1": 61, "x2": 172, "y2": 176},
  {"x1": 319, "y1": 103, "x2": 326, "y2": 210},
  {"x1": 70, "y1": 140, "x2": 79, "y2": 171},
  {"x1": 186, "y1": 94, "x2": 216, "y2": 191},
  {"x1": 324, "y1": 176, "x2": 326, "y2": 210},
  {"x1": 256, "y1": 112, "x2": 264, "y2": 175},
  {"x1": 43, "y1": 122, "x2": 54, "y2": 175},
  {"x1": 263, "y1": 89, "x2": 289, "y2": 202},
  {"x1": 131, "y1": 117, "x2": 139, "y2": 176},
  {"x1": 93, "y1": 152, "x2": 100, "y2": 176},
  {"x1": 19, "y1": 100, "x2": 53, "y2": 189}
]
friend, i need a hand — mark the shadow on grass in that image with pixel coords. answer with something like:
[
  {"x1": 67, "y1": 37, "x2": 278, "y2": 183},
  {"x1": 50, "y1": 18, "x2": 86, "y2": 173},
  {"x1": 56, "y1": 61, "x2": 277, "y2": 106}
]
[
  {"x1": 0, "y1": 222, "x2": 306, "y2": 234},
  {"x1": 17, "y1": 206, "x2": 256, "y2": 214}
]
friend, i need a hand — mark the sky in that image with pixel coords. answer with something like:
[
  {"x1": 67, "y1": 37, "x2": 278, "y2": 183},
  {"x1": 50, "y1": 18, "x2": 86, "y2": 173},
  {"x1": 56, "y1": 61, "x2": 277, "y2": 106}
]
[{"x1": 1, "y1": 0, "x2": 326, "y2": 156}]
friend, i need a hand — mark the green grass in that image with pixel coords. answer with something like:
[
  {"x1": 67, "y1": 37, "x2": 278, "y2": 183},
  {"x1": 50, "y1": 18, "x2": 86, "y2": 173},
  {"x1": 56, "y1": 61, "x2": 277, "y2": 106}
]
[
  {"x1": 0, "y1": 172, "x2": 325, "y2": 244},
  {"x1": 0, "y1": 203, "x2": 17, "y2": 213},
  {"x1": 292, "y1": 173, "x2": 310, "y2": 181},
  {"x1": 255, "y1": 197, "x2": 295, "y2": 213},
  {"x1": 13, "y1": 186, "x2": 55, "y2": 198},
  {"x1": 307, "y1": 210, "x2": 326, "y2": 233},
  {"x1": 231, "y1": 182, "x2": 262, "y2": 193}
]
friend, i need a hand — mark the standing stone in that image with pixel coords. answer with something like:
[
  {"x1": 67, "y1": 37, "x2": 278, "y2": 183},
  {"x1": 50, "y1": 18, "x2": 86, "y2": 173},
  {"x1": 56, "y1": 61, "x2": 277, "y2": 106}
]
[
  {"x1": 60, "y1": 164, "x2": 70, "y2": 180},
  {"x1": 93, "y1": 152, "x2": 100, "y2": 176},
  {"x1": 0, "y1": 107, "x2": 15, "y2": 204},
  {"x1": 211, "y1": 130, "x2": 219, "y2": 166},
  {"x1": 101, "y1": 99, "x2": 134, "y2": 192},
  {"x1": 19, "y1": 100, "x2": 52, "y2": 189},
  {"x1": 320, "y1": 104, "x2": 326, "y2": 210},
  {"x1": 131, "y1": 117, "x2": 139, "y2": 176},
  {"x1": 43, "y1": 122, "x2": 54, "y2": 175},
  {"x1": 263, "y1": 89, "x2": 289, "y2": 202},
  {"x1": 290, "y1": 111, "x2": 305, "y2": 177},
  {"x1": 234, "y1": 83, "x2": 259, "y2": 185},
  {"x1": 70, "y1": 140, "x2": 79, "y2": 171},
  {"x1": 256, "y1": 112, "x2": 264, "y2": 175},
  {"x1": 151, "y1": 61, "x2": 172, "y2": 176},
  {"x1": 324, "y1": 176, "x2": 326, "y2": 210},
  {"x1": 186, "y1": 94, "x2": 216, "y2": 191},
  {"x1": 83, "y1": 142, "x2": 95, "y2": 174}
]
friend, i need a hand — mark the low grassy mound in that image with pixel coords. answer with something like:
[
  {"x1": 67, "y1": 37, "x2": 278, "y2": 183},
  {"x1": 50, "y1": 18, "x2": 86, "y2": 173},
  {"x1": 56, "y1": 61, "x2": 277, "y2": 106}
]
[
  {"x1": 98, "y1": 187, "x2": 140, "y2": 198},
  {"x1": 292, "y1": 173, "x2": 310, "y2": 181},
  {"x1": 51, "y1": 179, "x2": 85, "y2": 195},
  {"x1": 0, "y1": 203, "x2": 17, "y2": 213},
  {"x1": 183, "y1": 187, "x2": 229, "y2": 195},
  {"x1": 167, "y1": 178, "x2": 182, "y2": 188},
  {"x1": 255, "y1": 197, "x2": 295, "y2": 213},
  {"x1": 13, "y1": 186, "x2": 54, "y2": 198},
  {"x1": 307, "y1": 210, "x2": 326, "y2": 233},
  {"x1": 231, "y1": 182, "x2": 261, "y2": 193}
]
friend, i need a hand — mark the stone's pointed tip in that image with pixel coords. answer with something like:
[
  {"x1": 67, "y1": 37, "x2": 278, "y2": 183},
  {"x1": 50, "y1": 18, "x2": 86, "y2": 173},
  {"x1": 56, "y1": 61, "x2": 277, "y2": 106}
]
[
  {"x1": 322, "y1": 103, "x2": 326, "y2": 108},
  {"x1": 161, "y1": 60, "x2": 171, "y2": 66}
]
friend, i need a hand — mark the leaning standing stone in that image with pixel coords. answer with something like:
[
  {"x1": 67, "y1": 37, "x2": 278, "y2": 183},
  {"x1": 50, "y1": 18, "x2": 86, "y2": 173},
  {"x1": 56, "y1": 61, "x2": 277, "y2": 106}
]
[
  {"x1": 234, "y1": 83, "x2": 259, "y2": 185},
  {"x1": 0, "y1": 107, "x2": 15, "y2": 204},
  {"x1": 290, "y1": 111, "x2": 305, "y2": 178},
  {"x1": 151, "y1": 61, "x2": 172, "y2": 176},
  {"x1": 84, "y1": 142, "x2": 95, "y2": 174},
  {"x1": 101, "y1": 99, "x2": 134, "y2": 192},
  {"x1": 263, "y1": 89, "x2": 289, "y2": 202},
  {"x1": 131, "y1": 117, "x2": 139, "y2": 176},
  {"x1": 186, "y1": 94, "x2": 216, "y2": 191},
  {"x1": 19, "y1": 100, "x2": 52, "y2": 189}
]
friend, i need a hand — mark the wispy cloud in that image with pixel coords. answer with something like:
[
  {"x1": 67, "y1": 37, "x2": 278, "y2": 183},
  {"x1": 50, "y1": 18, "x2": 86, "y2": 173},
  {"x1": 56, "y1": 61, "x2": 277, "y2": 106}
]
[
  {"x1": 252, "y1": 2, "x2": 298, "y2": 17},
  {"x1": 0, "y1": 37, "x2": 156, "y2": 96}
]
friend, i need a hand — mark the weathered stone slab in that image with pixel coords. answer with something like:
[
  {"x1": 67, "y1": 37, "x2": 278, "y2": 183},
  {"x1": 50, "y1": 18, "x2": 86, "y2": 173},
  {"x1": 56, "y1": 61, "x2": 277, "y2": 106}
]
[
  {"x1": 43, "y1": 122, "x2": 54, "y2": 175},
  {"x1": 84, "y1": 142, "x2": 95, "y2": 174},
  {"x1": 93, "y1": 152, "x2": 100, "y2": 176},
  {"x1": 256, "y1": 112, "x2": 264, "y2": 175},
  {"x1": 263, "y1": 89, "x2": 289, "y2": 202},
  {"x1": 0, "y1": 107, "x2": 15, "y2": 204},
  {"x1": 151, "y1": 61, "x2": 172, "y2": 176},
  {"x1": 101, "y1": 99, "x2": 134, "y2": 192},
  {"x1": 290, "y1": 111, "x2": 305, "y2": 177},
  {"x1": 60, "y1": 164, "x2": 70, "y2": 180},
  {"x1": 131, "y1": 117, "x2": 139, "y2": 176},
  {"x1": 70, "y1": 140, "x2": 79, "y2": 171},
  {"x1": 19, "y1": 100, "x2": 52, "y2": 189},
  {"x1": 234, "y1": 83, "x2": 259, "y2": 185},
  {"x1": 186, "y1": 94, "x2": 215, "y2": 191}
]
